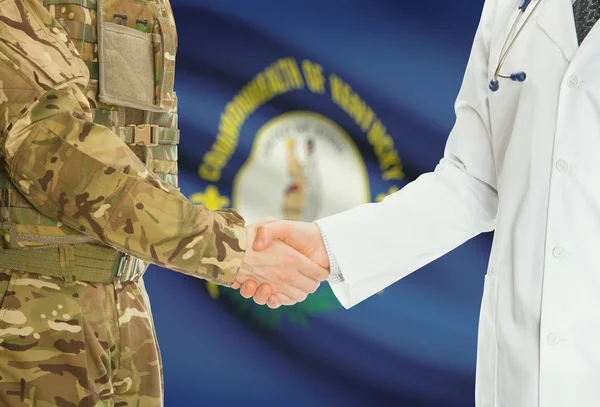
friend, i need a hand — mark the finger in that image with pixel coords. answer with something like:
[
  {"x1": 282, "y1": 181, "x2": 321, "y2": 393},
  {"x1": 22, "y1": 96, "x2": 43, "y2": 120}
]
[
  {"x1": 293, "y1": 250, "x2": 330, "y2": 282},
  {"x1": 275, "y1": 293, "x2": 297, "y2": 307},
  {"x1": 231, "y1": 282, "x2": 241, "y2": 290},
  {"x1": 267, "y1": 295, "x2": 281, "y2": 309},
  {"x1": 240, "y1": 280, "x2": 258, "y2": 298},
  {"x1": 280, "y1": 285, "x2": 308, "y2": 304},
  {"x1": 253, "y1": 284, "x2": 273, "y2": 306},
  {"x1": 253, "y1": 221, "x2": 293, "y2": 252},
  {"x1": 287, "y1": 271, "x2": 320, "y2": 295}
]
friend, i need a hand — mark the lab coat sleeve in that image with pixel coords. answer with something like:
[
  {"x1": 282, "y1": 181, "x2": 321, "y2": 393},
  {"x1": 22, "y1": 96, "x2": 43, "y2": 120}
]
[{"x1": 316, "y1": 0, "x2": 499, "y2": 309}]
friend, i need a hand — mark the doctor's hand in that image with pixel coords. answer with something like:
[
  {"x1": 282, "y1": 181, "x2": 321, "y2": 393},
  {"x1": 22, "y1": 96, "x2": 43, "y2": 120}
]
[
  {"x1": 232, "y1": 223, "x2": 329, "y2": 306},
  {"x1": 232, "y1": 219, "x2": 329, "y2": 308}
]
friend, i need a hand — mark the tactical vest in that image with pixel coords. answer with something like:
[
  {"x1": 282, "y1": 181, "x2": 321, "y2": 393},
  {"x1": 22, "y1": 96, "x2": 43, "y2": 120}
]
[{"x1": 0, "y1": 0, "x2": 179, "y2": 282}]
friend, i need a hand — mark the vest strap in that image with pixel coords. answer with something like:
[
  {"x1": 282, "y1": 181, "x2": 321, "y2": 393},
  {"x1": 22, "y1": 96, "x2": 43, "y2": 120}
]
[{"x1": 117, "y1": 124, "x2": 179, "y2": 146}]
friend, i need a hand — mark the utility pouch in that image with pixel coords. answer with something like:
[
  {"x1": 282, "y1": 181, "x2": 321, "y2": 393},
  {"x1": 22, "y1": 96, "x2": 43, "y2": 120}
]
[{"x1": 97, "y1": 0, "x2": 176, "y2": 113}]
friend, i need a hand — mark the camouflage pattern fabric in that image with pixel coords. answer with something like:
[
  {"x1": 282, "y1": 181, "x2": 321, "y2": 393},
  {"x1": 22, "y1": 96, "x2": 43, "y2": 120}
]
[
  {"x1": 0, "y1": 0, "x2": 247, "y2": 286},
  {"x1": 0, "y1": 0, "x2": 248, "y2": 405},
  {"x1": 0, "y1": 268, "x2": 162, "y2": 407}
]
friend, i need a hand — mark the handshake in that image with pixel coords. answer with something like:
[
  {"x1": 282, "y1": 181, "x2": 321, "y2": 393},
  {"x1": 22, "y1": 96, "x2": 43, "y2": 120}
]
[{"x1": 231, "y1": 219, "x2": 330, "y2": 309}]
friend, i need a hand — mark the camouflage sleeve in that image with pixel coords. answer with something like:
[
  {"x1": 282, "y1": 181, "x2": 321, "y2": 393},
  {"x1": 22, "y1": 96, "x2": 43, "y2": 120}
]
[{"x1": 0, "y1": 0, "x2": 246, "y2": 286}]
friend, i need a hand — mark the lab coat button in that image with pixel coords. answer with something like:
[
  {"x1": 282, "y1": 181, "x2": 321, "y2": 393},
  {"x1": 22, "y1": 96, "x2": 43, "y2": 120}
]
[
  {"x1": 567, "y1": 75, "x2": 579, "y2": 88},
  {"x1": 553, "y1": 246, "x2": 566, "y2": 260},
  {"x1": 547, "y1": 334, "x2": 561, "y2": 346},
  {"x1": 556, "y1": 159, "x2": 569, "y2": 172}
]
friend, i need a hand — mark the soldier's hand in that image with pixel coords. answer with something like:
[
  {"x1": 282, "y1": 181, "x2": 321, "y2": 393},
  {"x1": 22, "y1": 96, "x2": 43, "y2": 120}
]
[{"x1": 233, "y1": 223, "x2": 329, "y2": 307}]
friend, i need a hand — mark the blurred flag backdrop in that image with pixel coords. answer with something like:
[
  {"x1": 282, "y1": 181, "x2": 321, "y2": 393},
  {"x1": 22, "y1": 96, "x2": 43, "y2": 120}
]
[{"x1": 142, "y1": 1, "x2": 493, "y2": 406}]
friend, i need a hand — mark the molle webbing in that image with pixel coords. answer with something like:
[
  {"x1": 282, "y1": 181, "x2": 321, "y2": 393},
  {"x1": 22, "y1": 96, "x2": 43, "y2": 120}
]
[
  {"x1": 91, "y1": 106, "x2": 180, "y2": 188},
  {"x1": 116, "y1": 124, "x2": 179, "y2": 145}
]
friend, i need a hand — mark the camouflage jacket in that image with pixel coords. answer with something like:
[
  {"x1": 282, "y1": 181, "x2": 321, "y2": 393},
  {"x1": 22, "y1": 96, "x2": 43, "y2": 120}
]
[{"x1": 0, "y1": 0, "x2": 246, "y2": 286}]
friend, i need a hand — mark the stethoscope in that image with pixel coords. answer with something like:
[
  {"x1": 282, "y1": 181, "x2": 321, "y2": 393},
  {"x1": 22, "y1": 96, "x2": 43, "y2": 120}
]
[{"x1": 489, "y1": 0, "x2": 543, "y2": 92}]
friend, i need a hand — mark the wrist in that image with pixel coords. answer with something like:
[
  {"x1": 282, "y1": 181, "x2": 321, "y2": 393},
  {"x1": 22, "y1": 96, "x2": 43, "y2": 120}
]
[{"x1": 236, "y1": 224, "x2": 257, "y2": 284}]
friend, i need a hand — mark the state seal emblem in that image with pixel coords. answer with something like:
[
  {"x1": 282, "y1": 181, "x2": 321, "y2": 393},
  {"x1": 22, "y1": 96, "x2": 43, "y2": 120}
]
[{"x1": 233, "y1": 111, "x2": 370, "y2": 223}]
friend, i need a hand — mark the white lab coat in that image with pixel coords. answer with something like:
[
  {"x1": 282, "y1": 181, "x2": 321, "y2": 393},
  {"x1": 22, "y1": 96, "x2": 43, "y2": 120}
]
[{"x1": 316, "y1": 0, "x2": 600, "y2": 405}]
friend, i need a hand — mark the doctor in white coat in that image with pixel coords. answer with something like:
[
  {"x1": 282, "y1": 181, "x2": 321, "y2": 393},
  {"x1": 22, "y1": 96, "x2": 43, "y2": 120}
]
[{"x1": 235, "y1": 0, "x2": 600, "y2": 405}]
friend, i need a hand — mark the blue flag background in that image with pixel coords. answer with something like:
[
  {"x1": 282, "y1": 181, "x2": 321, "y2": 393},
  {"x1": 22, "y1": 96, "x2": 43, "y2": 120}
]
[{"x1": 142, "y1": 1, "x2": 494, "y2": 406}]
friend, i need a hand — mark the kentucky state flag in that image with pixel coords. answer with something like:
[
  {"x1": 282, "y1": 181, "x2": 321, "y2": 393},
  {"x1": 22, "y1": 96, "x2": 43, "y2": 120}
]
[{"x1": 143, "y1": 1, "x2": 492, "y2": 406}]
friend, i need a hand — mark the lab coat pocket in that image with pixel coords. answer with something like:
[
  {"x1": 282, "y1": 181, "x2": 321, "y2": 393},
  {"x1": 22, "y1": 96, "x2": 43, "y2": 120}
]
[{"x1": 475, "y1": 274, "x2": 498, "y2": 407}]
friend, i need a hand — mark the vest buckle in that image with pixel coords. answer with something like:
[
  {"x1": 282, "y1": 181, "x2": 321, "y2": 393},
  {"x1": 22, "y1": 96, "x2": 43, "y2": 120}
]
[
  {"x1": 128, "y1": 124, "x2": 159, "y2": 146},
  {"x1": 112, "y1": 251, "x2": 142, "y2": 283}
]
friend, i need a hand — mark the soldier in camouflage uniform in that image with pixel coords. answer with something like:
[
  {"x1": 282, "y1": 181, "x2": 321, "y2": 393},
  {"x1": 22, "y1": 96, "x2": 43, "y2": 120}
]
[{"x1": 0, "y1": 0, "x2": 329, "y2": 405}]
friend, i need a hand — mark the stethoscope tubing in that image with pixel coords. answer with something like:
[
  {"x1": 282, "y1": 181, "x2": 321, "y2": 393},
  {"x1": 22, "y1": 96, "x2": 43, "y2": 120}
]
[{"x1": 490, "y1": 0, "x2": 543, "y2": 91}]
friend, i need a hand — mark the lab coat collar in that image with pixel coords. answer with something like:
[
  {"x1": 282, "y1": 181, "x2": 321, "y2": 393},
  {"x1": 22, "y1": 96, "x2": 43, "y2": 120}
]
[{"x1": 535, "y1": 0, "x2": 578, "y2": 61}]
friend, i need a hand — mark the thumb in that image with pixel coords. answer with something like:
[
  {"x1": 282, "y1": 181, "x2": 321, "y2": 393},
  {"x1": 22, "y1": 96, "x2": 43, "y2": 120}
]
[{"x1": 253, "y1": 221, "x2": 292, "y2": 251}]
